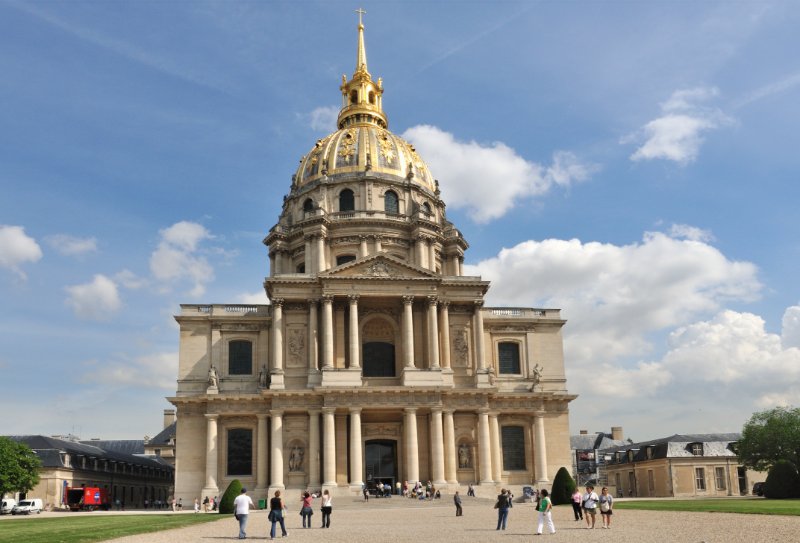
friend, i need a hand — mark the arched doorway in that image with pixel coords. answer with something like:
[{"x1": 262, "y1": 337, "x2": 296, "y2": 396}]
[{"x1": 365, "y1": 440, "x2": 398, "y2": 491}]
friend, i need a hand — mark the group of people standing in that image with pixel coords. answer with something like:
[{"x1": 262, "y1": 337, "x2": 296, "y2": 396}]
[
  {"x1": 571, "y1": 485, "x2": 614, "y2": 529},
  {"x1": 232, "y1": 487, "x2": 333, "y2": 540}
]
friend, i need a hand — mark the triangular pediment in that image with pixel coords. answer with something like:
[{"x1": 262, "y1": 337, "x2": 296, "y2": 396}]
[{"x1": 320, "y1": 253, "x2": 438, "y2": 279}]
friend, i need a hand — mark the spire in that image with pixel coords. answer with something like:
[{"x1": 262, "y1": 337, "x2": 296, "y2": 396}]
[
  {"x1": 337, "y1": 9, "x2": 387, "y2": 129},
  {"x1": 355, "y1": 8, "x2": 368, "y2": 75}
]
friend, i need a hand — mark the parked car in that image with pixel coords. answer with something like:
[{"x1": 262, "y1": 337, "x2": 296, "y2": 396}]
[
  {"x1": 753, "y1": 482, "x2": 765, "y2": 496},
  {"x1": 11, "y1": 499, "x2": 43, "y2": 515},
  {"x1": 1, "y1": 498, "x2": 17, "y2": 514}
]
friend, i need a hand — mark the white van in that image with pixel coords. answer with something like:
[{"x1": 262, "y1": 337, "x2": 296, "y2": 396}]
[
  {"x1": 11, "y1": 499, "x2": 43, "y2": 515},
  {"x1": 1, "y1": 498, "x2": 17, "y2": 514}
]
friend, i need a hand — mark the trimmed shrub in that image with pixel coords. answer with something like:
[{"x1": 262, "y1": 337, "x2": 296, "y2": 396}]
[
  {"x1": 763, "y1": 460, "x2": 800, "y2": 499},
  {"x1": 550, "y1": 466, "x2": 577, "y2": 505},
  {"x1": 218, "y1": 479, "x2": 243, "y2": 514}
]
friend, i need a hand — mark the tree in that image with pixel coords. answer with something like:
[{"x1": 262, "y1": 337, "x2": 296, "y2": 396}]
[
  {"x1": 0, "y1": 437, "x2": 41, "y2": 496},
  {"x1": 218, "y1": 478, "x2": 242, "y2": 514},
  {"x1": 738, "y1": 406, "x2": 800, "y2": 472},
  {"x1": 550, "y1": 466, "x2": 577, "y2": 505},
  {"x1": 763, "y1": 460, "x2": 800, "y2": 499}
]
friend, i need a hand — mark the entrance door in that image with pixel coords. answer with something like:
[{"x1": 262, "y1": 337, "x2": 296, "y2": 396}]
[{"x1": 365, "y1": 440, "x2": 398, "y2": 489}]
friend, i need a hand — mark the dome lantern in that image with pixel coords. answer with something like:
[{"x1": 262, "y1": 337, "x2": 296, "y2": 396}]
[{"x1": 337, "y1": 9, "x2": 387, "y2": 130}]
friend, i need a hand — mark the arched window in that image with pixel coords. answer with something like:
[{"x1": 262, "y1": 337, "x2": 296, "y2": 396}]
[
  {"x1": 498, "y1": 342, "x2": 520, "y2": 374},
  {"x1": 384, "y1": 190, "x2": 399, "y2": 214},
  {"x1": 422, "y1": 202, "x2": 432, "y2": 215},
  {"x1": 296, "y1": 263, "x2": 305, "y2": 273},
  {"x1": 229, "y1": 340, "x2": 253, "y2": 375},
  {"x1": 368, "y1": 91, "x2": 375, "y2": 104},
  {"x1": 303, "y1": 198, "x2": 314, "y2": 213},
  {"x1": 350, "y1": 90, "x2": 358, "y2": 104},
  {"x1": 339, "y1": 189, "x2": 355, "y2": 211},
  {"x1": 336, "y1": 254, "x2": 356, "y2": 266}
]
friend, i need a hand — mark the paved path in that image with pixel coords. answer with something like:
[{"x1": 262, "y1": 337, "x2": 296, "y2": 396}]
[{"x1": 100, "y1": 497, "x2": 800, "y2": 543}]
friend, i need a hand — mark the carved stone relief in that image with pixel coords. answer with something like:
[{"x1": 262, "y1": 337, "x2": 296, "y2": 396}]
[{"x1": 287, "y1": 328, "x2": 306, "y2": 367}]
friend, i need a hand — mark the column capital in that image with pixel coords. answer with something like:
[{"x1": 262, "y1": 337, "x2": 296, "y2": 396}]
[
  {"x1": 477, "y1": 407, "x2": 490, "y2": 415},
  {"x1": 321, "y1": 406, "x2": 336, "y2": 415},
  {"x1": 402, "y1": 295, "x2": 415, "y2": 305},
  {"x1": 359, "y1": 234, "x2": 369, "y2": 242},
  {"x1": 443, "y1": 408, "x2": 455, "y2": 416},
  {"x1": 348, "y1": 294, "x2": 360, "y2": 303},
  {"x1": 272, "y1": 298, "x2": 285, "y2": 307},
  {"x1": 440, "y1": 300, "x2": 450, "y2": 308},
  {"x1": 270, "y1": 409, "x2": 284, "y2": 417},
  {"x1": 427, "y1": 295, "x2": 438, "y2": 306},
  {"x1": 205, "y1": 413, "x2": 219, "y2": 421},
  {"x1": 349, "y1": 407, "x2": 362, "y2": 415},
  {"x1": 488, "y1": 411, "x2": 500, "y2": 419},
  {"x1": 372, "y1": 234, "x2": 383, "y2": 241},
  {"x1": 473, "y1": 300, "x2": 484, "y2": 308},
  {"x1": 304, "y1": 233, "x2": 315, "y2": 241},
  {"x1": 404, "y1": 407, "x2": 418, "y2": 415},
  {"x1": 256, "y1": 413, "x2": 269, "y2": 421},
  {"x1": 307, "y1": 408, "x2": 322, "y2": 416},
  {"x1": 322, "y1": 294, "x2": 335, "y2": 303},
  {"x1": 430, "y1": 405, "x2": 443, "y2": 414}
]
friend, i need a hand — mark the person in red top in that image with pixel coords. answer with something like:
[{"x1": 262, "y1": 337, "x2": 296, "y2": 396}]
[{"x1": 300, "y1": 491, "x2": 314, "y2": 528}]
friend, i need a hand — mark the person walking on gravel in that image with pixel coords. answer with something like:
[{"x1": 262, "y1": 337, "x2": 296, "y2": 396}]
[
  {"x1": 582, "y1": 485, "x2": 600, "y2": 529},
  {"x1": 599, "y1": 486, "x2": 614, "y2": 529},
  {"x1": 232, "y1": 488, "x2": 255, "y2": 540},
  {"x1": 535, "y1": 489, "x2": 555, "y2": 535}
]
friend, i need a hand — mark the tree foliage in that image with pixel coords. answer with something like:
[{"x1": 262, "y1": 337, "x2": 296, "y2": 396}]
[
  {"x1": 550, "y1": 466, "x2": 577, "y2": 505},
  {"x1": 763, "y1": 460, "x2": 800, "y2": 499},
  {"x1": 738, "y1": 406, "x2": 800, "y2": 472},
  {"x1": 0, "y1": 437, "x2": 41, "y2": 496},
  {"x1": 218, "y1": 479, "x2": 242, "y2": 514}
]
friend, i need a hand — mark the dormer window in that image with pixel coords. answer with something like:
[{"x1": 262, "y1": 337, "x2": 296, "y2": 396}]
[
  {"x1": 646, "y1": 446, "x2": 654, "y2": 460},
  {"x1": 690, "y1": 443, "x2": 704, "y2": 456}
]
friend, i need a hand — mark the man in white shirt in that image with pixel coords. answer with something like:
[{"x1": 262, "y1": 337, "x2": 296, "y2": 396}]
[
  {"x1": 233, "y1": 487, "x2": 255, "y2": 539},
  {"x1": 582, "y1": 485, "x2": 600, "y2": 529}
]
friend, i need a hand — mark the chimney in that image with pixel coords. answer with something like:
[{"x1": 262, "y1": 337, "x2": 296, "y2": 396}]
[
  {"x1": 164, "y1": 409, "x2": 176, "y2": 429},
  {"x1": 611, "y1": 426, "x2": 623, "y2": 441},
  {"x1": 579, "y1": 430, "x2": 588, "y2": 435}
]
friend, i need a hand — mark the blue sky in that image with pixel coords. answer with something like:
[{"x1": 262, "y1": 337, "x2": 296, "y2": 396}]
[{"x1": 2, "y1": 1, "x2": 799, "y2": 442}]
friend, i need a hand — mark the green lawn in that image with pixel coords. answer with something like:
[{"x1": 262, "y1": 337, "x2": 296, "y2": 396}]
[
  {"x1": 613, "y1": 498, "x2": 800, "y2": 516},
  {"x1": 0, "y1": 513, "x2": 223, "y2": 543}
]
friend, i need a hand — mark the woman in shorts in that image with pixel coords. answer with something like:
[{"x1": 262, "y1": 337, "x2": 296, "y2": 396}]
[{"x1": 598, "y1": 486, "x2": 613, "y2": 529}]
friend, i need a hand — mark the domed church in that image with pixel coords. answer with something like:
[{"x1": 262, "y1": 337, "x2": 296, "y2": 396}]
[{"x1": 170, "y1": 14, "x2": 576, "y2": 502}]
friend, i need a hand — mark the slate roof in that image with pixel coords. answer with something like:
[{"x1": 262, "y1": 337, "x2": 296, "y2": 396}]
[
  {"x1": 599, "y1": 433, "x2": 741, "y2": 463},
  {"x1": 146, "y1": 422, "x2": 176, "y2": 446},
  {"x1": 80, "y1": 439, "x2": 144, "y2": 455},
  {"x1": 571, "y1": 432, "x2": 627, "y2": 451},
  {"x1": 6, "y1": 435, "x2": 173, "y2": 471}
]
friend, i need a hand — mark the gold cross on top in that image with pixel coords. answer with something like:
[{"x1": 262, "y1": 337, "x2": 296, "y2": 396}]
[{"x1": 355, "y1": 8, "x2": 366, "y2": 26}]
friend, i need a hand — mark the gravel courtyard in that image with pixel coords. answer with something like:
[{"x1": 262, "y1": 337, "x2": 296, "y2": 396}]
[{"x1": 103, "y1": 497, "x2": 800, "y2": 543}]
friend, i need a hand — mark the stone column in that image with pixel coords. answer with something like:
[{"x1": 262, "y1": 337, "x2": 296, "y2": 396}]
[
  {"x1": 359, "y1": 235, "x2": 368, "y2": 258},
  {"x1": 489, "y1": 412, "x2": 502, "y2": 483},
  {"x1": 374, "y1": 235, "x2": 382, "y2": 253},
  {"x1": 348, "y1": 295, "x2": 360, "y2": 369},
  {"x1": 402, "y1": 296, "x2": 415, "y2": 368},
  {"x1": 404, "y1": 408, "x2": 419, "y2": 483},
  {"x1": 308, "y1": 300, "x2": 318, "y2": 371},
  {"x1": 203, "y1": 414, "x2": 219, "y2": 494},
  {"x1": 349, "y1": 408, "x2": 363, "y2": 487},
  {"x1": 477, "y1": 410, "x2": 493, "y2": 484},
  {"x1": 256, "y1": 414, "x2": 269, "y2": 493},
  {"x1": 316, "y1": 234, "x2": 326, "y2": 273},
  {"x1": 443, "y1": 409, "x2": 457, "y2": 484},
  {"x1": 322, "y1": 407, "x2": 337, "y2": 486},
  {"x1": 430, "y1": 407, "x2": 446, "y2": 485},
  {"x1": 450, "y1": 255, "x2": 459, "y2": 276},
  {"x1": 440, "y1": 301, "x2": 451, "y2": 369},
  {"x1": 534, "y1": 414, "x2": 549, "y2": 484},
  {"x1": 304, "y1": 235, "x2": 314, "y2": 273},
  {"x1": 270, "y1": 410, "x2": 284, "y2": 489},
  {"x1": 427, "y1": 297, "x2": 440, "y2": 369},
  {"x1": 308, "y1": 410, "x2": 321, "y2": 488},
  {"x1": 272, "y1": 299, "x2": 284, "y2": 372},
  {"x1": 428, "y1": 239, "x2": 436, "y2": 271},
  {"x1": 416, "y1": 236, "x2": 426, "y2": 269},
  {"x1": 473, "y1": 301, "x2": 486, "y2": 371},
  {"x1": 322, "y1": 295, "x2": 334, "y2": 369}
]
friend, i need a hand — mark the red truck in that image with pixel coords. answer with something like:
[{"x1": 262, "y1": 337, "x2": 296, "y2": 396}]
[{"x1": 66, "y1": 487, "x2": 111, "y2": 511}]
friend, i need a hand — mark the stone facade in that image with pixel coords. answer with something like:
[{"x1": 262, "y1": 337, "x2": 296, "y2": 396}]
[{"x1": 169, "y1": 17, "x2": 576, "y2": 502}]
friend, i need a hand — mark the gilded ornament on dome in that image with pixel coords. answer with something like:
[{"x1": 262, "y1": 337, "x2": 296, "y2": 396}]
[
  {"x1": 338, "y1": 130, "x2": 357, "y2": 163},
  {"x1": 378, "y1": 133, "x2": 395, "y2": 163}
]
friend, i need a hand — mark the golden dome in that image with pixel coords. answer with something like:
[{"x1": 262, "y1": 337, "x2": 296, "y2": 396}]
[
  {"x1": 294, "y1": 126, "x2": 436, "y2": 192},
  {"x1": 293, "y1": 11, "x2": 436, "y2": 193}
]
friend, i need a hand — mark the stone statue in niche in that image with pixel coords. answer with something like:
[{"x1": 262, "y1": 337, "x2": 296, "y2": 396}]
[
  {"x1": 529, "y1": 363, "x2": 542, "y2": 392},
  {"x1": 207, "y1": 366, "x2": 219, "y2": 388},
  {"x1": 288, "y1": 445, "x2": 304, "y2": 471},
  {"x1": 458, "y1": 443, "x2": 471, "y2": 468},
  {"x1": 258, "y1": 366, "x2": 268, "y2": 388}
]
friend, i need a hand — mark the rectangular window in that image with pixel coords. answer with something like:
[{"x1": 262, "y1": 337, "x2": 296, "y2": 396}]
[
  {"x1": 498, "y1": 342, "x2": 520, "y2": 374},
  {"x1": 501, "y1": 426, "x2": 525, "y2": 470},
  {"x1": 227, "y1": 428, "x2": 253, "y2": 476},
  {"x1": 229, "y1": 340, "x2": 253, "y2": 375},
  {"x1": 715, "y1": 467, "x2": 726, "y2": 490},
  {"x1": 647, "y1": 470, "x2": 655, "y2": 493},
  {"x1": 691, "y1": 443, "x2": 703, "y2": 456},
  {"x1": 695, "y1": 467, "x2": 706, "y2": 490}
]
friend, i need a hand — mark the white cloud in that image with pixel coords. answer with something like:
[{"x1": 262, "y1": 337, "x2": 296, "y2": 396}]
[
  {"x1": 0, "y1": 225, "x2": 43, "y2": 279},
  {"x1": 309, "y1": 106, "x2": 339, "y2": 132},
  {"x1": 149, "y1": 221, "x2": 214, "y2": 297},
  {"x1": 403, "y1": 125, "x2": 597, "y2": 223},
  {"x1": 467, "y1": 226, "x2": 761, "y2": 366},
  {"x1": 781, "y1": 305, "x2": 800, "y2": 349},
  {"x1": 624, "y1": 87, "x2": 733, "y2": 164},
  {"x1": 668, "y1": 223, "x2": 715, "y2": 242},
  {"x1": 80, "y1": 352, "x2": 177, "y2": 390},
  {"x1": 45, "y1": 234, "x2": 98, "y2": 256},
  {"x1": 65, "y1": 274, "x2": 122, "y2": 320},
  {"x1": 734, "y1": 71, "x2": 800, "y2": 109},
  {"x1": 235, "y1": 291, "x2": 269, "y2": 304},
  {"x1": 114, "y1": 269, "x2": 148, "y2": 289}
]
